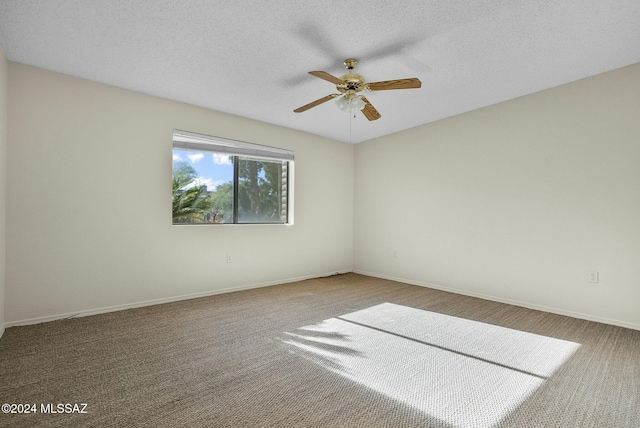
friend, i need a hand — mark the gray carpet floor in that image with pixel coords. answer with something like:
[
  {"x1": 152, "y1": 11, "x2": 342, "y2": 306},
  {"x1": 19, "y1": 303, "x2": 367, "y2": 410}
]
[{"x1": 0, "y1": 273, "x2": 638, "y2": 427}]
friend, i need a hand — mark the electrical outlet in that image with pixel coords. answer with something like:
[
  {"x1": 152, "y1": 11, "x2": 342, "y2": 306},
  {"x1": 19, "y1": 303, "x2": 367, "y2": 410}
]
[
  {"x1": 588, "y1": 271, "x2": 599, "y2": 283},
  {"x1": 227, "y1": 254, "x2": 233, "y2": 263}
]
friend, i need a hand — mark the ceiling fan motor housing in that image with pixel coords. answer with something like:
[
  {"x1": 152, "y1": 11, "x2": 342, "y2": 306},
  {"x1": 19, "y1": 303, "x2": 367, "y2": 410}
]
[
  {"x1": 337, "y1": 58, "x2": 366, "y2": 98},
  {"x1": 337, "y1": 74, "x2": 366, "y2": 98}
]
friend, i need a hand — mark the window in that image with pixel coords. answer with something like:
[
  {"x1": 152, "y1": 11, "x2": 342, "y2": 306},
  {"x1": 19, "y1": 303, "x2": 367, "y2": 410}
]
[{"x1": 172, "y1": 130, "x2": 294, "y2": 225}]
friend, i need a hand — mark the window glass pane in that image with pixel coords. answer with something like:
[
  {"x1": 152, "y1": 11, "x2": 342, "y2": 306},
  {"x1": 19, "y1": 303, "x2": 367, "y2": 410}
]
[
  {"x1": 172, "y1": 149, "x2": 233, "y2": 224},
  {"x1": 238, "y1": 157, "x2": 287, "y2": 224}
]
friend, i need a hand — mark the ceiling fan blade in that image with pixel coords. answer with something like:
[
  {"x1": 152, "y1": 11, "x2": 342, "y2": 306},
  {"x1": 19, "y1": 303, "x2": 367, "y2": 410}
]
[
  {"x1": 367, "y1": 78, "x2": 422, "y2": 91},
  {"x1": 293, "y1": 94, "x2": 338, "y2": 113},
  {"x1": 308, "y1": 71, "x2": 344, "y2": 85},
  {"x1": 360, "y1": 96, "x2": 381, "y2": 121}
]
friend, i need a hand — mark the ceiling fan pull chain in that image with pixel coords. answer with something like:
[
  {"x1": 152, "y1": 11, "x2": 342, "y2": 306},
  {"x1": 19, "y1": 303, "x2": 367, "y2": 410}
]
[{"x1": 349, "y1": 105, "x2": 352, "y2": 143}]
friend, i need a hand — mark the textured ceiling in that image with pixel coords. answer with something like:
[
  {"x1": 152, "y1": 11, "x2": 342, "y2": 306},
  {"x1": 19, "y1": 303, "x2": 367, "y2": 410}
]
[{"x1": 1, "y1": 0, "x2": 639, "y2": 143}]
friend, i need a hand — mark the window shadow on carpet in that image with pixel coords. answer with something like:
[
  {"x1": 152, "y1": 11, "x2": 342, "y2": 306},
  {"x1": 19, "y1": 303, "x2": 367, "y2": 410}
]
[{"x1": 281, "y1": 303, "x2": 581, "y2": 428}]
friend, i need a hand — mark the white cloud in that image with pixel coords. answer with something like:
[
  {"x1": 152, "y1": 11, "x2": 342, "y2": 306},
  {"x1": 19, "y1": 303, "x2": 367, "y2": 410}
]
[
  {"x1": 173, "y1": 154, "x2": 182, "y2": 161},
  {"x1": 212, "y1": 153, "x2": 231, "y2": 165},
  {"x1": 188, "y1": 153, "x2": 204, "y2": 163}
]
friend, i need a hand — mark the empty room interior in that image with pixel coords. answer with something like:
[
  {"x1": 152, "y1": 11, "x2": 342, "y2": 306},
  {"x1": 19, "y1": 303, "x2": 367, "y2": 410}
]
[{"x1": 0, "y1": 1, "x2": 639, "y2": 427}]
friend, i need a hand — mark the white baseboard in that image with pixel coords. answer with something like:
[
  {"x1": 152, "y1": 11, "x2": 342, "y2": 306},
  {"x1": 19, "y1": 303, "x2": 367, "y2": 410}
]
[
  {"x1": 8, "y1": 269, "x2": 638, "y2": 332},
  {"x1": 354, "y1": 270, "x2": 640, "y2": 332},
  {"x1": 4, "y1": 270, "x2": 351, "y2": 328}
]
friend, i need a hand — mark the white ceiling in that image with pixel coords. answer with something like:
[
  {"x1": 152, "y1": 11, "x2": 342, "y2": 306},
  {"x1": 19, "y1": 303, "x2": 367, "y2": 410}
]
[{"x1": 1, "y1": 1, "x2": 639, "y2": 144}]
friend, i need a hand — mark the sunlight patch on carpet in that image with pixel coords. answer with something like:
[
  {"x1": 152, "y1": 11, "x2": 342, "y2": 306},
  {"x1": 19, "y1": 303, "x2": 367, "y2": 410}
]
[{"x1": 282, "y1": 303, "x2": 580, "y2": 428}]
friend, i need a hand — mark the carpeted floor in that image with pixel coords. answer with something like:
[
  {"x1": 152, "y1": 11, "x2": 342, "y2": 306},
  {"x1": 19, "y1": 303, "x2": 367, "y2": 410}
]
[{"x1": 0, "y1": 273, "x2": 638, "y2": 427}]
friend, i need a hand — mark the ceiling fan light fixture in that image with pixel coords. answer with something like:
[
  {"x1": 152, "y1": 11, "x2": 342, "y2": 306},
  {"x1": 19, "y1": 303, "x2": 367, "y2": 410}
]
[
  {"x1": 335, "y1": 95, "x2": 366, "y2": 113},
  {"x1": 351, "y1": 95, "x2": 366, "y2": 111},
  {"x1": 335, "y1": 95, "x2": 351, "y2": 112}
]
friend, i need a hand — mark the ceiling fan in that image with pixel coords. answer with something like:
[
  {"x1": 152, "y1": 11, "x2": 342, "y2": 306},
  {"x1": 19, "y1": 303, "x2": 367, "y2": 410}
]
[{"x1": 293, "y1": 58, "x2": 422, "y2": 121}]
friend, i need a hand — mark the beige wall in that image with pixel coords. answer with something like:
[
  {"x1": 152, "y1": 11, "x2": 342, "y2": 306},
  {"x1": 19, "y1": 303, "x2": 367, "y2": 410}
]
[
  {"x1": 354, "y1": 63, "x2": 640, "y2": 329},
  {"x1": 0, "y1": 47, "x2": 7, "y2": 337},
  {"x1": 6, "y1": 63, "x2": 354, "y2": 324}
]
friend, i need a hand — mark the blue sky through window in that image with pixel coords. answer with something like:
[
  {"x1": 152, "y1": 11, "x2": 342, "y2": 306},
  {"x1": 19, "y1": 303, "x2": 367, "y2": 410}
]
[{"x1": 173, "y1": 149, "x2": 233, "y2": 191}]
